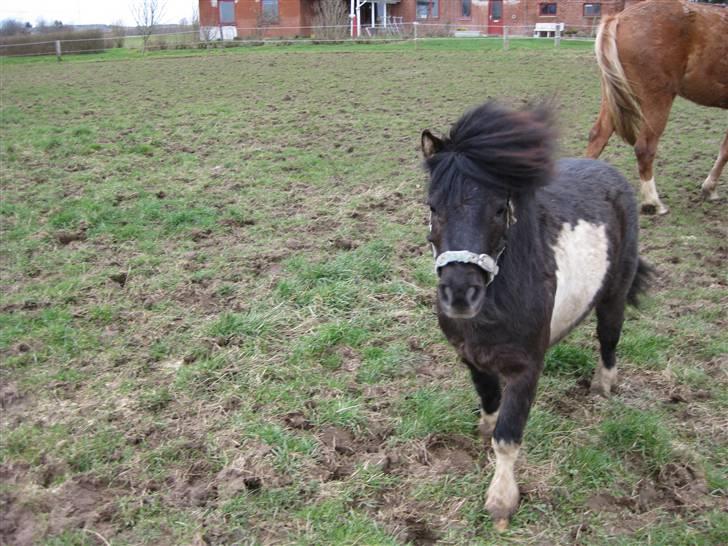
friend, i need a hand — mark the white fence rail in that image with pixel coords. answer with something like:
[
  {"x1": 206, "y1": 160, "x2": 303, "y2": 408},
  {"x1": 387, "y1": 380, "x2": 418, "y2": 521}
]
[{"x1": 0, "y1": 23, "x2": 600, "y2": 59}]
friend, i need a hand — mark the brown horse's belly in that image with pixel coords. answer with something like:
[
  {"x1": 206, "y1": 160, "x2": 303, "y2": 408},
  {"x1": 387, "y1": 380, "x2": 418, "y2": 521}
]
[{"x1": 680, "y1": 58, "x2": 728, "y2": 108}]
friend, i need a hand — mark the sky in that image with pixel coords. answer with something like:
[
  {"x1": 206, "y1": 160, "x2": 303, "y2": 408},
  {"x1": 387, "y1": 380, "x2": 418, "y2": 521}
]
[{"x1": 0, "y1": 1, "x2": 199, "y2": 27}]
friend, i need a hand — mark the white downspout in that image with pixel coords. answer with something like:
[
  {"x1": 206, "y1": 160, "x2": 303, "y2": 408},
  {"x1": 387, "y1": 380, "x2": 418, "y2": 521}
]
[
  {"x1": 356, "y1": 1, "x2": 361, "y2": 37},
  {"x1": 350, "y1": 0, "x2": 355, "y2": 37}
]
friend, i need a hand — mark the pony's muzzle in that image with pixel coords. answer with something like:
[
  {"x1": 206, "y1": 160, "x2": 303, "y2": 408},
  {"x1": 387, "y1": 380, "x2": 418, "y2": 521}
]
[{"x1": 437, "y1": 264, "x2": 488, "y2": 319}]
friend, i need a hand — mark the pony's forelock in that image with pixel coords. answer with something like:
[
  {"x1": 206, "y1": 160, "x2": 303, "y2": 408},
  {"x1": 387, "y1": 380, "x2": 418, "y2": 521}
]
[{"x1": 426, "y1": 102, "x2": 556, "y2": 201}]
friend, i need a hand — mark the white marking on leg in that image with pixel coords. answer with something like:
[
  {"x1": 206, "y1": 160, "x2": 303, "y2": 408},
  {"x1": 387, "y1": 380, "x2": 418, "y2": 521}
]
[
  {"x1": 640, "y1": 177, "x2": 669, "y2": 214},
  {"x1": 702, "y1": 138, "x2": 727, "y2": 200},
  {"x1": 701, "y1": 174, "x2": 719, "y2": 201},
  {"x1": 549, "y1": 221, "x2": 610, "y2": 345},
  {"x1": 590, "y1": 357, "x2": 618, "y2": 397},
  {"x1": 479, "y1": 409, "x2": 499, "y2": 438},
  {"x1": 485, "y1": 439, "x2": 520, "y2": 531}
]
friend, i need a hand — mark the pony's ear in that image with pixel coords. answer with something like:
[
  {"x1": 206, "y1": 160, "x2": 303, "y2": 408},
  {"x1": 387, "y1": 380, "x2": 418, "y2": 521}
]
[{"x1": 421, "y1": 130, "x2": 443, "y2": 159}]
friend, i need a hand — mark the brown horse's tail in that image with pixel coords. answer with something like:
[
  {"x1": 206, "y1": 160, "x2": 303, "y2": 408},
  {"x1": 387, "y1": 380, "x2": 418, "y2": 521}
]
[{"x1": 594, "y1": 15, "x2": 642, "y2": 145}]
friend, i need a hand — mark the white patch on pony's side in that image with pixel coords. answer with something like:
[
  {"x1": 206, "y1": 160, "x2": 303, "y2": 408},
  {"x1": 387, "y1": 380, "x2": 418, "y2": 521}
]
[{"x1": 549, "y1": 220, "x2": 610, "y2": 345}]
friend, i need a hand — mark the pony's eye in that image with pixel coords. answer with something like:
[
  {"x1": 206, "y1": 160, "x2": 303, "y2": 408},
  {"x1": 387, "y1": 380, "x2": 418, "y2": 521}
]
[
  {"x1": 429, "y1": 205, "x2": 436, "y2": 213},
  {"x1": 495, "y1": 206, "x2": 507, "y2": 217}
]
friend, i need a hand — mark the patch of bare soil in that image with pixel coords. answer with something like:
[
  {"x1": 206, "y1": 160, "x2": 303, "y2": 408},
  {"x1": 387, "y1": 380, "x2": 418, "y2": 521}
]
[
  {"x1": 214, "y1": 442, "x2": 292, "y2": 500},
  {"x1": 546, "y1": 382, "x2": 592, "y2": 418},
  {"x1": 0, "y1": 471, "x2": 120, "y2": 546},
  {"x1": 315, "y1": 424, "x2": 394, "y2": 481},
  {"x1": 583, "y1": 461, "x2": 717, "y2": 539},
  {"x1": 0, "y1": 381, "x2": 24, "y2": 412},
  {"x1": 416, "y1": 435, "x2": 478, "y2": 475}
]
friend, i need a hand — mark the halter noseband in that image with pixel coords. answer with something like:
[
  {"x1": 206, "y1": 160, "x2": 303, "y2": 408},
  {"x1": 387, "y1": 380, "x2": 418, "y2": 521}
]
[
  {"x1": 430, "y1": 198, "x2": 515, "y2": 286},
  {"x1": 434, "y1": 249, "x2": 503, "y2": 285}
]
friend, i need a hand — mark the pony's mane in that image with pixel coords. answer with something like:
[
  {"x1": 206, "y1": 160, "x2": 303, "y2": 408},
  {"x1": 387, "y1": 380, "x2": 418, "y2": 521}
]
[{"x1": 426, "y1": 102, "x2": 555, "y2": 204}]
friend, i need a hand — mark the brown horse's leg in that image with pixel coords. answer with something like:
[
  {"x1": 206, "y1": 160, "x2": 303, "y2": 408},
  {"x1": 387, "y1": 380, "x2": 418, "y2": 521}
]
[
  {"x1": 586, "y1": 100, "x2": 614, "y2": 159},
  {"x1": 701, "y1": 129, "x2": 728, "y2": 201},
  {"x1": 634, "y1": 98, "x2": 672, "y2": 215}
]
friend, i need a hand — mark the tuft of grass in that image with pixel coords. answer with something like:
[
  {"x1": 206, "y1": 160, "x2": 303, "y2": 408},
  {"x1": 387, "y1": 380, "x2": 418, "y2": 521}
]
[
  {"x1": 296, "y1": 499, "x2": 399, "y2": 545},
  {"x1": 563, "y1": 444, "x2": 623, "y2": 490},
  {"x1": 291, "y1": 321, "x2": 368, "y2": 367},
  {"x1": 600, "y1": 406, "x2": 674, "y2": 473},
  {"x1": 312, "y1": 394, "x2": 367, "y2": 430},
  {"x1": 618, "y1": 326, "x2": 672, "y2": 368},
  {"x1": 543, "y1": 343, "x2": 595, "y2": 377},
  {"x1": 357, "y1": 344, "x2": 412, "y2": 383},
  {"x1": 396, "y1": 387, "x2": 475, "y2": 438}
]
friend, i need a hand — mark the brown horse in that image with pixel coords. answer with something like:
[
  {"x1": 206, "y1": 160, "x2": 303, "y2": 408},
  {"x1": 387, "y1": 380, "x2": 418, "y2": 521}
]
[{"x1": 586, "y1": 0, "x2": 728, "y2": 215}]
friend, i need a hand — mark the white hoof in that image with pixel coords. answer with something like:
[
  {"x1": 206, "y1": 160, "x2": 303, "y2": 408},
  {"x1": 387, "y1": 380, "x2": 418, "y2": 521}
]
[
  {"x1": 701, "y1": 177, "x2": 720, "y2": 201},
  {"x1": 590, "y1": 361, "x2": 617, "y2": 397}
]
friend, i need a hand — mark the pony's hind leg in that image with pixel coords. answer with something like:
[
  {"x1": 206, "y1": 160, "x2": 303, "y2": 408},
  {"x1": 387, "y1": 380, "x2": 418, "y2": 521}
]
[
  {"x1": 585, "y1": 99, "x2": 615, "y2": 159},
  {"x1": 466, "y1": 363, "x2": 501, "y2": 441},
  {"x1": 591, "y1": 298, "x2": 626, "y2": 397},
  {"x1": 701, "y1": 129, "x2": 728, "y2": 201},
  {"x1": 634, "y1": 98, "x2": 672, "y2": 215}
]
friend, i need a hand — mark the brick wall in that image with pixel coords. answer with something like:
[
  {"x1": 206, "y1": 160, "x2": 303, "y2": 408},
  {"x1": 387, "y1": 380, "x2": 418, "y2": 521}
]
[
  {"x1": 390, "y1": 0, "x2": 490, "y2": 31},
  {"x1": 503, "y1": 1, "x2": 642, "y2": 35},
  {"x1": 199, "y1": 0, "x2": 309, "y2": 37},
  {"x1": 199, "y1": 0, "x2": 643, "y2": 38}
]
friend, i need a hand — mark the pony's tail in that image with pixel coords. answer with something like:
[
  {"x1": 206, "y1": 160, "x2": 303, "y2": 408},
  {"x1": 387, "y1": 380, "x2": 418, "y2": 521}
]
[
  {"x1": 627, "y1": 258, "x2": 653, "y2": 307},
  {"x1": 594, "y1": 15, "x2": 642, "y2": 146}
]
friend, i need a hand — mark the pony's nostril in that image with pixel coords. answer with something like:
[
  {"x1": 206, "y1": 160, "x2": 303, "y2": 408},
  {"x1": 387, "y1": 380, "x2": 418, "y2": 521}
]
[
  {"x1": 438, "y1": 284, "x2": 452, "y2": 304},
  {"x1": 466, "y1": 286, "x2": 480, "y2": 305}
]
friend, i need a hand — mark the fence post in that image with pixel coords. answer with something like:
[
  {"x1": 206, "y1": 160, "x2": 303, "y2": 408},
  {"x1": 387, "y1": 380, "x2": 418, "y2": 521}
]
[
  {"x1": 503, "y1": 26, "x2": 509, "y2": 51},
  {"x1": 55, "y1": 40, "x2": 62, "y2": 61},
  {"x1": 555, "y1": 26, "x2": 561, "y2": 48},
  {"x1": 413, "y1": 21, "x2": 418, "y2": 49}
]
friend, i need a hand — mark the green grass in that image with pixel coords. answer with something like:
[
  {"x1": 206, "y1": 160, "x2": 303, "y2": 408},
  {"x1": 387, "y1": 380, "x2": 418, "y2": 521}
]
[
  {"x1": 600, "y1": 406, "x2": 674, "y2": 473},
  {"x1": 1, "y1": 37, "x2": 725, "y2": 544}
]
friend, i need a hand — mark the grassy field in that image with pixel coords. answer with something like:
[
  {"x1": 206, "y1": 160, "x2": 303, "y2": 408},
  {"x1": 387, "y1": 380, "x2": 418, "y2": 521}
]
[{"x1": 1, "y1": 39, "x2": 726, "y2": 545}]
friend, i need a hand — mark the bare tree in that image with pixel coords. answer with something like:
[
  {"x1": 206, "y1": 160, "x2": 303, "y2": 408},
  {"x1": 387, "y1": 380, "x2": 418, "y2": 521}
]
[
  {"x1": 313, "y1": 0, "x2": 348, "y2": 40},
  {"x1": 131, "y1": 0, "x2": 166, "y2": 53},
  {"x1": 191, "y1": 3, "x2": 199, "y2": 31},
  {"x1": 111, "y1": 19, "x2": 126, "y2": 48},
  {"x1": 0, "y1": 19, "x2": 27, "y2": 36}
]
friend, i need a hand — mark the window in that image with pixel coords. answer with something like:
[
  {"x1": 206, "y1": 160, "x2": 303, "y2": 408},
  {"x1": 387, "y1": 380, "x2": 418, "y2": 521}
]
[
  {"x1": 491, "y1": 0, "x2": 502, "y2": 20},
  {"x1": 219, "y1": 0, "x2": 235, "y2": 24},
  {"x1": 416, "y1": 0, "x2": 439, "y2": 18},
  {"x1": 462, "y1": 0, "x2": 471, "y2": 18},
  {"x1": 583, "y1": 3, "x2": 601, "y2": 17},
  {"x1": 262, "y1": 0, "x2": 279, "y2": 21},
  {"x1": 539, "y1": 3, "x2": 557, "y2": 16}
]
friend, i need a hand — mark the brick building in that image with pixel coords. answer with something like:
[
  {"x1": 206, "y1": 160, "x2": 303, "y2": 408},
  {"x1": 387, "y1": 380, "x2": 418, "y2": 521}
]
[{"x1": 198, "y1": 0, "x2": 644, "y2": 39}]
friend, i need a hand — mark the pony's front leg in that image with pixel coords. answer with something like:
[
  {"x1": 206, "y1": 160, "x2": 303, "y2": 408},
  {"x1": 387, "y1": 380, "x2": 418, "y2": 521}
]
[
  {"x1": 485, "y1": 364, "x2": 539, "y2": 532},
  {"x1": 466, "y1": 363, "x2": 501, "y2": 441}
]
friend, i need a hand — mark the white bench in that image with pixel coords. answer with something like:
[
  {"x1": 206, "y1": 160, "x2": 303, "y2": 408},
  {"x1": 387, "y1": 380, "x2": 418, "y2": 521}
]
[
  {"x1": 533, "y1": 22, "x2": 564, "y2": 38},
  {"x1": 453, "y1": 30, "x2": 481, "y2": 38}
]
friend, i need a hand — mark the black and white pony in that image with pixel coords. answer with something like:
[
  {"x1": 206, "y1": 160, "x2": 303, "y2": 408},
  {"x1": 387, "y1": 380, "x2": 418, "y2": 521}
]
[{"x1": 421, "y1": 102, "x2": 650, "y2": 530}]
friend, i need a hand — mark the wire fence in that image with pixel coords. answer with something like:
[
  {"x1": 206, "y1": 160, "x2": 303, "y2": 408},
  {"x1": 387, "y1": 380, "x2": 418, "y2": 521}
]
[{"x1": 0, "y1": 22, "x2": 600, "y2": 58}]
